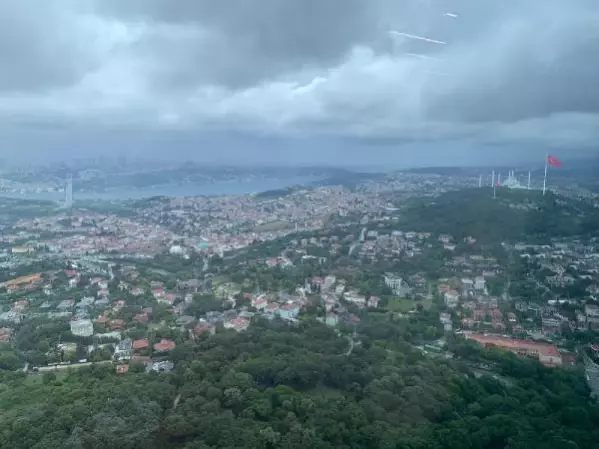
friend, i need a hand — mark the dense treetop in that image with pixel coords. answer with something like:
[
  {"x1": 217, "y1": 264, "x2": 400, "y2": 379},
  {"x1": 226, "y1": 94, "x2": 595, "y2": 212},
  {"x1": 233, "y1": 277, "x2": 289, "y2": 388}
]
[
  {"x1": 393, "y1": 188, "x2": 599, "y2": 243},
  {"x1": 1, "y1": 317, "x2": 597, "y2": 449}
]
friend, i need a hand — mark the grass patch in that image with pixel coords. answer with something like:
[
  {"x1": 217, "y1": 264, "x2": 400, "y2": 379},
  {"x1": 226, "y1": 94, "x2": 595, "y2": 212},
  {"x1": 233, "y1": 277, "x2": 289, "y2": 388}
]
[
  {"x1": 254, "y1": 220, "x2": 290, "y2": 232},
  {"x1": 210, "y1": 275, "x2": 229, "y2": 286},
  {"x1": 24, "y1": 370, "x2": 69, "y2": 386},
  {"x1": 387, "y1": 297, "x2": 433, "y2": 313}
]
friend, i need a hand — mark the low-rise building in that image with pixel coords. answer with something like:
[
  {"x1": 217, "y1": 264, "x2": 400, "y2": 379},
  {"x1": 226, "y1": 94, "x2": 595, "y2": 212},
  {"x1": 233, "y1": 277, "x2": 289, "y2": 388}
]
[
  {"x1": 153, "y1": 339, "x2": 176, "y2": 353},
  {"x1": 279, "y1": 303, "x2": 300, "y2": 319},
  {"x1": 465, "y1": 333, "x2": 562, "y2": 367},
  {"x1": 114, "y1": 338, "x2": 133, "y2": 361},
  {"x1": 384, "y1": 273, "x2": 403, "y2": 295},
  {"x1": 0, "y1": 327, "x2": 13, "y2": 342},
  {"x1": 444, "y1": 290, "x2": 460, "y2": 308},
  {"x1": 223, "y1": 317, "x2": 249, "y2": 332},
  {"x1": 132, "y1": 339, "x2": 149, "y2": 351},
  {"x1": 70, "y1": 319, "x2": 94, "y2": 337}
]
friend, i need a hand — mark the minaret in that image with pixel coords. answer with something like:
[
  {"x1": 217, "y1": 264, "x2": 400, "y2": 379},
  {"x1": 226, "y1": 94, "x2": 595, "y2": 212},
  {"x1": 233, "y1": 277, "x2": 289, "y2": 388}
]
[
  {"x1": 491, "y1": 170, "x2": 495, "y2": 187},
  {"x1": 478, "y1": 174, "x2": 482, "y2": 187},
  {"x1": 64, "y1": 174, "x2": 73, "y2": 208},
  {"x1": 527, "y1": 171, "x2": 531, "y2": 190}
]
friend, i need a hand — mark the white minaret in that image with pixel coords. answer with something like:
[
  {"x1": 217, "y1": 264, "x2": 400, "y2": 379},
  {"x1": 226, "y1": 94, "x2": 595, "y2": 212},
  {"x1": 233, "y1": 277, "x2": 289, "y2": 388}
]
[
  {"x1": 527, "y1": 171, "x2": 531, "y2": 190},
  {"x1": 491, "y1": 170, "x2": 495, "y2": 187},
  {"x1": 64, "y1": 174, "x2": 73, "y2": 208},
  {"x1": 478, "y1": 174, "x2": 482, "y2": 187}
]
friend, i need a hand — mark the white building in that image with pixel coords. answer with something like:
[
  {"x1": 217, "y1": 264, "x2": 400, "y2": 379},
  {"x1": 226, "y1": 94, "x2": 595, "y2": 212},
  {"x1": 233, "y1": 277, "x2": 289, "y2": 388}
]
[
  {"x1": 70, "y1": 319, "x2": 94, "y2": 337},
  {"x1": 323, "y1": 275, "x2": 336, "y2": 291},
  {"x1": 344, "y1": 292, "x2": 367, "y2": 308},
  {"x1": 169, "y1": 245, "x2": 185, "y2": 255},
  {"x1": 384, "y1": 274, "x2": 403, "y2": 295},
  {"x1": 444, "y1": 291, "x2": 460, "y2": 308},
  {"x1": 474, "y1": 276, "x2": 486, "y2": 291}
]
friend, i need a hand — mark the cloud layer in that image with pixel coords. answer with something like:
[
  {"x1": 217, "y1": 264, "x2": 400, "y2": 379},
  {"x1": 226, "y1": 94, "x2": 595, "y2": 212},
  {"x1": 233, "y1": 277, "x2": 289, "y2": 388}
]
[{"x1": 1, "y1": 0, "x2": 598, "y2": 165}]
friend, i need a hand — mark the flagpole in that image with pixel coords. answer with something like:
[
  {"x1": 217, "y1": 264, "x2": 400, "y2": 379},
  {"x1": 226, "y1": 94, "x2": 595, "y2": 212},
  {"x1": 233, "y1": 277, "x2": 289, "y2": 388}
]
[{"x1": 542, "y1": 153, "x2": 548, "y2": 196}]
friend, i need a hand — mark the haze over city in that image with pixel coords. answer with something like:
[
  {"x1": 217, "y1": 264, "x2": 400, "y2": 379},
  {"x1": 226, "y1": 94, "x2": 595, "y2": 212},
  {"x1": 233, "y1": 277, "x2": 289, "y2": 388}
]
[{"x1": 1, "y1": 0, "x2": 598, "y2": 167}]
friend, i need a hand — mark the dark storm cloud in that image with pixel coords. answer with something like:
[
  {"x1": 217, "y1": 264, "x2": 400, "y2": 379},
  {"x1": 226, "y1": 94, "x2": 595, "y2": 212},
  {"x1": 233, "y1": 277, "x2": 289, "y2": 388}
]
[
  {"x1": 0, "y1": 2, "x2": 94, "y2": 92},
  {"x1": 99, "y1": 0, "x2": 386, "y2": 89},
  {"x1": 0, "y1": 0, "x2": 597, "y2": 165},
  {"x1": 425, "y1": 0, "x2": 599, "y2": 123}
]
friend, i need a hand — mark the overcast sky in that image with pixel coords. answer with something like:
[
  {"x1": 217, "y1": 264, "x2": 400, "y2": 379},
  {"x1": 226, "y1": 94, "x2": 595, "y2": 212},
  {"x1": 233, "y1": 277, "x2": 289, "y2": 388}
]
[{"x1": 1, "y1": 0, "x2": 598, "y2": 168}]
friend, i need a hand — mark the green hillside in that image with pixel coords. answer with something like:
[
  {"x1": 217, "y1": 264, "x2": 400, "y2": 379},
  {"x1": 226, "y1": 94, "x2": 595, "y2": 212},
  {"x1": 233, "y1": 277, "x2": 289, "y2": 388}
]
[{"x1": 396, "y1": 188, "x2": 599, "y2": 243}]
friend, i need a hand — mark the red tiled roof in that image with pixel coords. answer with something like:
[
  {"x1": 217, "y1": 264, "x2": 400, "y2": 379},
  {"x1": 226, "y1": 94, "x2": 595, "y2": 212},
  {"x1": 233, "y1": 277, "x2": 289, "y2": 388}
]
[
  {"x1": 195, "y1": 323, "x2": 214, "y2": 334},
  {"x1": 153, "y1": 339, "x2": 176, "y2": 352},
  {"x1": 466, "y1": 334, "x2": 561, "y2": 360},
  {"x1": 133, "y1": 339, "x2": 149, "y2": 350},
  {"x1": 133, "y1": 313, "x2": 149, "y2": 323}
]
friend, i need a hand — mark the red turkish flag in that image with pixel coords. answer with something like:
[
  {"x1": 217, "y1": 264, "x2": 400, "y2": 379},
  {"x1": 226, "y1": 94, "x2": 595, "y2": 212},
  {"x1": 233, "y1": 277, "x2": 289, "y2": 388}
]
[{"x1": 547, "y1": 155, "x2": 562, "y2": 168}]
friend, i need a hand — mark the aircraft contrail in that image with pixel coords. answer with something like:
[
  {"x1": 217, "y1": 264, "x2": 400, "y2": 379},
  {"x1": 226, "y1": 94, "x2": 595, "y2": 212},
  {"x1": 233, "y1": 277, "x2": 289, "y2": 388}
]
[
  {"x1": 388, "y1": 30, "x2": 447, "y2": 45},
  {"x1": 405, "y1": 53, "x2": 442, "y2": 61},
  {"x1": 444, "y1": 13, "x2": 458, "y2": 18}
]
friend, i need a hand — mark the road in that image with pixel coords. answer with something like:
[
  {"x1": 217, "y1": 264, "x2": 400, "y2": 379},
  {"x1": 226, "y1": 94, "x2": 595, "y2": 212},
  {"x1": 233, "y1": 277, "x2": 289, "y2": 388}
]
[
  {"x1": 343, "y1": 336, "x2": 355, "y2": 356},
  {"x1": 579, "y1": 347, "x2": 599, "y2": 399},
  {"x1": 36, "y1": 360, "x2": 113, "y2": 373}
]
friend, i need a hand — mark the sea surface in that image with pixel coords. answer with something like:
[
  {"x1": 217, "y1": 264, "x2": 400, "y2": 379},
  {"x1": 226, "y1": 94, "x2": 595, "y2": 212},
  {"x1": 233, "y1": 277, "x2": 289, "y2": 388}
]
[{"x1": 1, "y1": 176, "x2": 319, "y2": 202}]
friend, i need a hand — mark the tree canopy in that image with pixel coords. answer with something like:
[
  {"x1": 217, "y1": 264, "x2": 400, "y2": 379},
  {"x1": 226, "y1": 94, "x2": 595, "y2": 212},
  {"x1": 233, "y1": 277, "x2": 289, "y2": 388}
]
[{"x1": 1, "y1": 318, "x2": 597, "y2": 449}]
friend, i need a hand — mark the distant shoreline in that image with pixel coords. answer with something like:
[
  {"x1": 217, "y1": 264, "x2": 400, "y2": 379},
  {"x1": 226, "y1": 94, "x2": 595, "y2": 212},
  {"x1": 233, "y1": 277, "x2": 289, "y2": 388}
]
[{"x1": 0, "y1": 176, "x2": 321, "y2": 202}]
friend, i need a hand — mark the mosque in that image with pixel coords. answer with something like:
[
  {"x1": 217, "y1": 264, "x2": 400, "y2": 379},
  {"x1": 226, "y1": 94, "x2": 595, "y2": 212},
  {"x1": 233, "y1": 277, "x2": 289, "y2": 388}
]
[{"x1": 499, "y1": 170, "x2": 530, "y2": 190}]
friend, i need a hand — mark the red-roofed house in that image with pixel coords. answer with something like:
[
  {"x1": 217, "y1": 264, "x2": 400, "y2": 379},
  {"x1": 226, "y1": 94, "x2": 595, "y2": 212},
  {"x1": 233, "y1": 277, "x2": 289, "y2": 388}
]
[
  {"x1": 152, "y1": 288, "x2": 165, "y2": 299},
  {"x1": 252, "y1": 296, "x2": 268, "y2": 311},
  {"x1": 116, "y1": 364, "x2": 129, "y2": 374},
  {"x1": 265, "y1": 303, "x2": 279, "y2": 315},
  {"x1": 194, "y1": 322, "x2": 216, "y2": 338},
  {"x1": 153, "y1": 339, "x2": 176, "y2": 353},
  {"x1": 108, "y1": 319, "x2": 125, "y2": 331},
  {"x1": 158, "y1": 293, "x2": 177, "y2": 306},
  {"x1": 224, "y1": 317, "x2": 249, "y2": 332},
  {"x1": 465, "y1": 333, "x2": 562, "y2": 367},
  {"x1": 133, "y1": 339, "x2": 149, "y2": 351}
]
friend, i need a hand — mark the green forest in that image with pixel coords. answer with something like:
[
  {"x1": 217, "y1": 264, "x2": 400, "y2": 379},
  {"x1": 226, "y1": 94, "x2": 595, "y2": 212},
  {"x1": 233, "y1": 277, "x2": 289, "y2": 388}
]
[
  {"x1": 395, "y1": 188, "x2": 599, "y2": 243},
  {"x1": 1, "y1": 318, "x2": 597, "y2": 449}
]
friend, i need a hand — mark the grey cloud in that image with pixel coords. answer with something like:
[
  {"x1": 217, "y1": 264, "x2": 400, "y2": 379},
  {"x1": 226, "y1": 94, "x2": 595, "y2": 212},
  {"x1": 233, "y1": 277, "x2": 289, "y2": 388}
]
[
  {"x1": 0, "y1": 1, "x2": 99, "y2": 92},
  {"x1": 99, "y1": 0, "x2": 386, "y2": 89},
  {"x1": 0, "y1": 0, "x2": 598, "y2": 165},
  {"x1": 423, "y1": 0, "x2": 599, "y2": 123}
]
